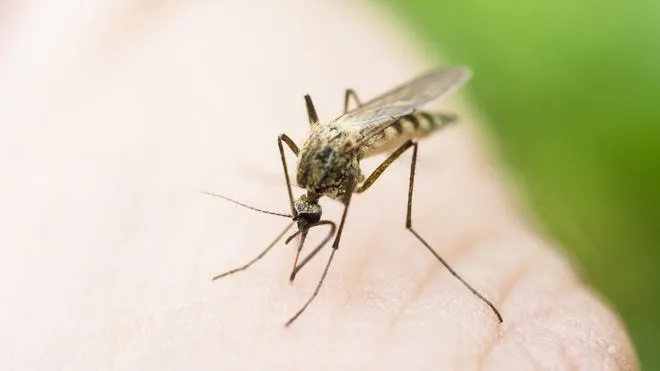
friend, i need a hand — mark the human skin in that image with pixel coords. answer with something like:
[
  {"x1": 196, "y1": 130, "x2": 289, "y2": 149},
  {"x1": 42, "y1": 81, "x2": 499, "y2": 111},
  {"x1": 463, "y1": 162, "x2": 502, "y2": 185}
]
[{"x1": 0, "y1": 1, "x2": 638, "y2": 370}]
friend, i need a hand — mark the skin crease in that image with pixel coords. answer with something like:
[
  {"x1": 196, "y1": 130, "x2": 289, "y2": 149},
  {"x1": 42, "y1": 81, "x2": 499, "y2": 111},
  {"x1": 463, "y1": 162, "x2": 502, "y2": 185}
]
[{"x1": 0, "y1": 1, "x2": 638, "y2": 370}]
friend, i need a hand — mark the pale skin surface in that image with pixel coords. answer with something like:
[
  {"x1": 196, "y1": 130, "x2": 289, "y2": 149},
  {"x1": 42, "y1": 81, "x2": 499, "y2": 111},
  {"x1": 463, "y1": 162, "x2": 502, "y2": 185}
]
[{"x1": 0, "y1": 1, "x2": 638, "y2": 370}]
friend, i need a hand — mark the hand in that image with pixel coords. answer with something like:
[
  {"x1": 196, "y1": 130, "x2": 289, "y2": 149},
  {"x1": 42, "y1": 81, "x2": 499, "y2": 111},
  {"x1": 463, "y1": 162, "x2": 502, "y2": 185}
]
[{"x1": 0, "y1": 1, "x2": 637, "y2": 370}]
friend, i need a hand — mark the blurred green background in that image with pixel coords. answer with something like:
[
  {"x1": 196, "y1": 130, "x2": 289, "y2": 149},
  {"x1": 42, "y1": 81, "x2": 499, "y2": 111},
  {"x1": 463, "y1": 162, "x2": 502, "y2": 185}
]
[{"x1": 387, "y1": 0, "x2": 659, "y2": 368}]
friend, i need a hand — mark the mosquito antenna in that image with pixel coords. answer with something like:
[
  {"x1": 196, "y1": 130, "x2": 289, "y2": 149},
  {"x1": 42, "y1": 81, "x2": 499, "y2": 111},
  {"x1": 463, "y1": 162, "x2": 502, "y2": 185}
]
[
  {"x1": 212, "y1": 221, "x2": 295, "y2": 280},
  {"x1": 201, "y1": 191, "x2": 291, "y2": 218}
]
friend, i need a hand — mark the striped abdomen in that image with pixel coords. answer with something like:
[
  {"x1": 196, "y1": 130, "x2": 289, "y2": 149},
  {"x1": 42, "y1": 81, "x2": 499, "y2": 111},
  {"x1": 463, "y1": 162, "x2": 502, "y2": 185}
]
[{"x1": 360, "y1": 111, "x2": 458, "y2": 158}]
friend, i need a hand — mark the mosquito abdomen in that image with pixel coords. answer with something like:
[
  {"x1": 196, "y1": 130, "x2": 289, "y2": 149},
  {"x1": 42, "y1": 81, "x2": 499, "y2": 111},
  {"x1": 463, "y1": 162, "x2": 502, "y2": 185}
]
[
  {"x1": 392, "y1": 111, "x2": 456, "y2": 136},
  {"x1": 362, "y1": 111, "x2": 458, "y2": 157}
]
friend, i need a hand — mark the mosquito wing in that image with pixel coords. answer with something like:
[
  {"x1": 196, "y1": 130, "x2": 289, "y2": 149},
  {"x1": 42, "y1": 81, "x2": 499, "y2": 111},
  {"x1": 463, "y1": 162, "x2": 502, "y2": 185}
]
[{"x1": 330, "y1": 66, "x2": 471, "y2": 148}]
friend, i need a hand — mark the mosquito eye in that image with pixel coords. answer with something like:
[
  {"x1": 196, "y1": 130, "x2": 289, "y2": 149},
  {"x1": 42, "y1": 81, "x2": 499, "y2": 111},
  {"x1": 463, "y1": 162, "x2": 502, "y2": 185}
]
[{"x1": 299, "y1": 212, "x2": 320, "y2": 224}]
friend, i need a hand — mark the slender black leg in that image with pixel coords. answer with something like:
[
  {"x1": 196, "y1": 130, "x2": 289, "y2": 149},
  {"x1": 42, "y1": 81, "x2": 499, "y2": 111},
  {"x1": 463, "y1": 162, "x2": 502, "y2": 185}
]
[
  {"x1": 355, "y1": 140, "x2": 415, "y2": 193},
  {"x1": 356, "y1": 140, "x2": 503, "y2": 323},
  {"x1": 304, "y1": 95, "x2": 319, "y2": 125},
  {"x1": 344, "y1": 89, "x2": 362, "y2": 113},
  {"x1": 332, "y1": 177, "x2": 356, "y2": 249},
  {"x1": 285, "y1": 248, "x2": 337, "y2": 327},
  {"x1": 278, "y1": 134, "x2": 299, "y2": 218}
]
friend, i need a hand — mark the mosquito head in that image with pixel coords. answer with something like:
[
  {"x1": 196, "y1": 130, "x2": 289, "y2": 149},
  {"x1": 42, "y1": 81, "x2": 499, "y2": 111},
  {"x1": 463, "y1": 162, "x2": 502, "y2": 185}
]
[{"x1": 293, "y1": 194, "x2": 322, "y2": 230}]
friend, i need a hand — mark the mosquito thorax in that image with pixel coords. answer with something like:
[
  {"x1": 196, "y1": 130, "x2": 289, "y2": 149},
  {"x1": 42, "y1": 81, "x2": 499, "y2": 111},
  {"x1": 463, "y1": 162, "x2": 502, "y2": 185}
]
[
  {"x1": 296, "y1": 134, "x2": 362, "y2": 202},
  {"x1": 293, "y1": 194, "x2": 322, "y2": 229}
]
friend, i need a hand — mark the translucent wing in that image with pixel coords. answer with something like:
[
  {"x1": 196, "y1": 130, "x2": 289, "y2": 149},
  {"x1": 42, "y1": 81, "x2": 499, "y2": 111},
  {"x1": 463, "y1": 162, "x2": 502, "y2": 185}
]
[{"x1": 330, "y1": 66, "x2": 471, "y2": 147}]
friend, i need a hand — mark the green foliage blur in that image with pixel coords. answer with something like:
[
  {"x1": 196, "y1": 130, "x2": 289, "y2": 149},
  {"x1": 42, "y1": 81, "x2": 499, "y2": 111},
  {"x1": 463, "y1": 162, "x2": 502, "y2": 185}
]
[{"x1": 387, "y1": 0, "x2": 660, "y2": 368}]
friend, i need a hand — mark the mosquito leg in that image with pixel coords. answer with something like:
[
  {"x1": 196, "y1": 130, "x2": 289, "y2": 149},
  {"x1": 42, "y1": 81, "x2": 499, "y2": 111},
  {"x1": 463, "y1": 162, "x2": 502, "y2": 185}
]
[
  {"x1": 212, "y1": 222, "x2": 295, "y2": 280},
  {"x1": 304, "y1": 95, "x2": 319, "y2": 125},
  {"x1": 285, "y1": 248, "x2": 337, "y2": 327},
  {"x1": 355, "y1": 139, "x2": 503, "y2": 323},
  {"x1": 404, "y1": 142, "x2": 504, "y2": 323},
  {"x1": 284, "y1": 180, "x2": 355, "y2": 326},
  {"x1": 344, "y1": 89, "x2": 363, "y2": 113},
  {"x1": 355, "y1": 140, "x2": 415, "y2": 194},
  {"x1": 332, "y1": 177, "x2": 356, "y2": 249},
  {"x1": 278, "y1": 134, "x2": 300, "y2": 217}
]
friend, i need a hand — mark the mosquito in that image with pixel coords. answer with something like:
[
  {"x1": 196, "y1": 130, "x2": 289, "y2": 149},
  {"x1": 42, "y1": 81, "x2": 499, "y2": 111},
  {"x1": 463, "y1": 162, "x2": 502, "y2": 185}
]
[{"x1": 204, "y1": 66, "x2": 503, "y2": 326}]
